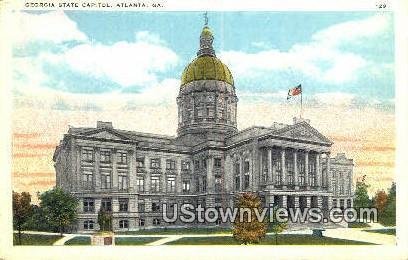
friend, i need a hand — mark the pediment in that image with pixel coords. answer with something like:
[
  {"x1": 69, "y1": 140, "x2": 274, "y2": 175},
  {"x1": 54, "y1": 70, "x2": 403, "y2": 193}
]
[
  {"x1": 80, "y1": 128, "x2": 130, "y2": 141},
  {"x1": 275, "y1": 122, "x2": 332, "y2": 144}
]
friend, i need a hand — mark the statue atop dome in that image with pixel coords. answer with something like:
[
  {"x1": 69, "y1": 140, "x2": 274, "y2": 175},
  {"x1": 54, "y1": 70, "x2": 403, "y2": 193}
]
[{"x1": 197, "y1": 12, "x2": 215, "y2": 57}]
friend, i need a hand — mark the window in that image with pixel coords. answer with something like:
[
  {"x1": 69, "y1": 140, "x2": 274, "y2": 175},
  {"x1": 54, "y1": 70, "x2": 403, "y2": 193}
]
[
  {"x1": 83, "y1": 198, "x2": 94, "y2": 212},
  {"x1": 244, "y1": 173, "x2": 250, "y2": 189},
  {"x1": 82, "y1": 148, "x2": 94, "y2": 162},
  {"x1": 196, "y1": 178, "x2": 200, "y2": 192},
  {"x1": 215, "y1": 176, "x2": 222, "y2": 192},
  {"x1": 100, "y1": 149, "x2": 111, "y2": 163},
  {"x1": 82, "y1": 171, "x2": 93, "y2": 189},
  {"x1": 167, "y1": 177, "x2": 176, "y2": 192},
  {"x1": 202, "y1": 159, "x2": 207, "y2": 169},
  {"x1": 119, "y1": 220, "x2": 128, "y2": 229},
  {"x1": 182, "y1": 180, "x2": 190, "y2": 193},
  {"x1": 244, "y1": 161, "x2": 250, "y2": 173},
  {"x1": 118, "y1": 175, "x2": 128, "y2": 190},
  {"x1": 166, "y1": 159, "x2": 176, "y2": 170},
  {"x1": 153, "y1": 218, "x2": 161, "y2": 225},
  {"x1": 182, "y1": 161, "x2": 190, "y2": 170},
  {"x1": 139, "y1": 218, "x2": 145, "y2": 227},
  {"x1": 235, "y1": 175, "x2": 240, "y2": 191},
  {"x1": 152, "y1": 202, "x2": 160, "y2": 212},
  {"x1": 101, "y1": 198, "x2": 112, "y2": 212},
  {"x1": 138, "y1": 202, "x2": 145, "y2": 212},
  {"x1": 150, "y1": 158, "x2": 161, "y2": 169},
  {"x1": 101, "y1": 172, "x2": 111, "y2": 189},
  {"x1": 234, "y1": 163, "x2": 240, "y2": 175},
  {"x1": 136, "y1": 157, "x2": 145, "y2": 168},
  {"x1": 235, "y1": 175, "x2": 241, "y2": 191},
  {"x1": 194, "y1": 160, "x2": 200, "y2": 170},
  {"x1": 151, "y1": 177, "x2": 160, "y2": 192},
  {"x1": 83, "y1": 220, "x2": 94, "y2": 230},
  {"x1": 119, "y1": 199, "x2": 128, "y2": 212},
  {"x1": 287, "y1": 158, "x2": 294, "y2": 185},
  {"x1": 117, "y1": 152, "x2": 127, "y2": 164},
  {"x1": 202, "y1": 179, "x2": 207, "y2": 192},
  {"x1": 136, "y1": 177, "x2": 144, "y2": 192},
  {"x1": 214, "y1": 158, "x2": 222, "y2": 168}
]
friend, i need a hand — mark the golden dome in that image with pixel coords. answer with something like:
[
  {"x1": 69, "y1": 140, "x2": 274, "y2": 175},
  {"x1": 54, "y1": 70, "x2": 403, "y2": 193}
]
[{"x1": 180, "y1": 55, "x2": 234, "y2": 87}]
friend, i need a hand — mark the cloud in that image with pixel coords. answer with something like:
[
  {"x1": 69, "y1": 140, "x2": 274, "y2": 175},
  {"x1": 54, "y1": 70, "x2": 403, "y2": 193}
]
[
  {"x1": 41, "y1": 31, "x2": 179, "y2": 88},
  {"x1": 219, "y1": 14, "x2": 391, "y2": 87},
  {"x1": 13, "y1": 11, "x2": 87, "y2": 46}
]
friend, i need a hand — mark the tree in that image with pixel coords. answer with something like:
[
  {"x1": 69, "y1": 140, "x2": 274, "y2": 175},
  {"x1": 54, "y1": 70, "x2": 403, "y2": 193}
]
[
  {"x1": 380, "y1": 182, "x2": 396, "y2": 226},
  {"x1": 97, "y1": 208, "x2": 112, "y2": 232},
  {"x1": 12, "y1": 191, "x2": 32, "y2": 245},
  {"x1": 373, "y1": 190, "x2": 388, "y2": 214},
  {"x1": 232, "y1": 192, "x2": 267, "y2": 244},
  {"x1": 23, "y1": 205, "x2": 56, "y2": 232},
  {"x1": 354, "y1": 175, "x2": 371, "y2": 210},
  {"x1": 39, "y1": 187, "x2": 79, "y2": 236}
]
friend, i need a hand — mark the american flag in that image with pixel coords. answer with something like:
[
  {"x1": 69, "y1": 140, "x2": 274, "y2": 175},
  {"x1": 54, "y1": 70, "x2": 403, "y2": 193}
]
[{"x1": 287, "y1": 84, "x2": 302, "y2": 100}]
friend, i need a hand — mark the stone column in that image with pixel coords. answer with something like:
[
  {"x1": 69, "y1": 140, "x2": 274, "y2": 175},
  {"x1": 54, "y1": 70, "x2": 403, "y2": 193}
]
[
  {"x1": 160, "y1": 158, "x2": 166, "y2": 193},
  {"x1": 112, "y1": 148, "x2": 118, "y2": 191},
  {"x1": 94, "y1": 147, "x2": 101, "y2": 192},
  {"x1": 129, "y1": 149, "x2": 137, "y2": 193},
  {"x1": 306, "y1": 196, "x2": 311, "y2": 208},
  {"x1": 281, "y1": 195, "x2": 287, "y2": 208},
  {"x1": 112, "y1": 198, "x2": 119, "y2": 212},
  {"x1": 145, "y1": 156, "x2": 151, "y2": 193},
  {"x1": 95, "y1": 198, "x2": 102, "y2": 213},
  {"x1": 74, "y1": 144, "x2": 81, "y2": 191},
  {"x1": 294, "y1": 196, "x2": 299, "y2": 208},
  {"x1": 316, "y1": 153, "x2": 321, "y2": 190},
  {"x1": 327, "y1": 153, "x2": 332, "y2": 191},
  {"x1": 304, "y1": 150, "x2": 309, "y2": 190},
  {"x1": 294, "y1": 150, "x2": 299, "y2": 190},
  {"x1": 281, "y1": 148, "x2": 286, "y2": 187},
  {"x1": 266, "y1": 193, "x2": 275, "y2": 207},
  {"x1": 336, "y1": 199, "x2": 341, "y2": 208},
  {"x1": 267, "y1": 148, "x2": 273, "y2": 186},
  {"x1": 177, "y1": 158, "x2": 182, "y2": 194},
  {"x1": 317, "y1": 196, "x2": 323, "y2": 208},
  {"x1": 207, "y1": 156, "x2": 214, "y2": 193},
  {"x1": 327, "y1": 196, "x2": 333, "y2": 209},
  {"x1": 344, "y1": 199, "x2": 348, "y2": 209}
]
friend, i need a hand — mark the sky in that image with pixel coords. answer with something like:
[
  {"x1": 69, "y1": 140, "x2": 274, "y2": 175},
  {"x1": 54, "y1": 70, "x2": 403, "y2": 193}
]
[{"x1": 11, "y1": 11, "x2": 395, "y2": 201}]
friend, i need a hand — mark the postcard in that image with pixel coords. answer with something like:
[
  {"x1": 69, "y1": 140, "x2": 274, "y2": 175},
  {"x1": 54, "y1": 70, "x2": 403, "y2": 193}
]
[{"x1": 1, "y1": 0, "x2": 407, "y2": 259}]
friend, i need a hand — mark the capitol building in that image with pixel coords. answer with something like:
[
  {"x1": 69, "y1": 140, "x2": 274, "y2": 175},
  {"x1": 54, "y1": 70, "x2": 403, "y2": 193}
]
[{"x1": 53, "y1": 23, "x2": 354, "y2": 232}]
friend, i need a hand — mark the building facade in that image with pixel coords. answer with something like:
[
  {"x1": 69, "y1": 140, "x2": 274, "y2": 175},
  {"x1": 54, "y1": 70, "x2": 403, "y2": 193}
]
[{"x1": 53, "y1": 24, "x2": 354, "y2": 232}]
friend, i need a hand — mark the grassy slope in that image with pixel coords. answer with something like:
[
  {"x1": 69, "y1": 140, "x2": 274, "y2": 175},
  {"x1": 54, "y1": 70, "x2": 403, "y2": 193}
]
[
  {"x1": 363, "y1": 228, "x2": 396, "y2": 235},
  {"x1": 115, "y1": 237, "x2": 163, "y2": 245},
  {"x1": 13, "y1": 233, "x2": 61, "y2": 245},
  {"x1": 64, "y1": 236, "x2": 91, "y2": 245}
]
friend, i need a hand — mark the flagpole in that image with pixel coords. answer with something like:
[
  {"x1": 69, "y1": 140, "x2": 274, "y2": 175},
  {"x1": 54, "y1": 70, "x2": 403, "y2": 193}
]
[{"x1": 300, "y1": 87, "x2": 303, "y2": 119}]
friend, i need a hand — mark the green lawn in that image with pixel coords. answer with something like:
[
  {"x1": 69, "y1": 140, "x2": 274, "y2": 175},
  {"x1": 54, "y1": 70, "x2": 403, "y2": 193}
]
[
  {"x1": 116, "y1": 227, "x2": 231, "y2": 235},
  {"x1": 13, "y1": 233, "x2": 61, "y2": 245},
  {"x1": 64, "y1": 236, "x2": 91, "y2": 245},
  {"x1": 115, "y1": 237, "x2": 164, "y2": 245},
  {"x1": 348, "y1": 222, "x2": 371, "y2": 228},
  {"x1": 364, "y1": 228, "x2": 396, "y2": 235},
  {"x1": 166, "y1": 234, "x2": 375, "y2": 245}
]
